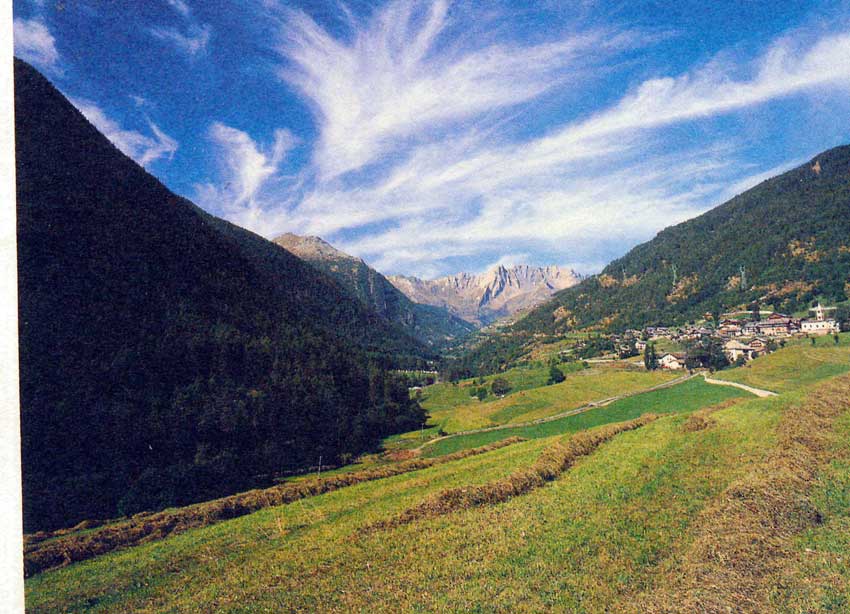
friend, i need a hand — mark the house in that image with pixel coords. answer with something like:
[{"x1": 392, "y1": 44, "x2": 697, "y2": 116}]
[
  {"x1": 718, "y1": 319, "x2": 743, "y2": 337},
  {"x1": 658, "y1": 352, "x2": 686, "y2": 370},
  {"x1": 635, "y1": 339, "x2": 647, "y2": 352},
  {"x1": 757, "y1": 315, "x2": 797, "y2": 337},
  {"x1": 748, "y1": 338, "x2": 768, "y2": 353},
  {"x1": 647, "y1": 327, "x2": 671, "y2": 340},
  {"x1": 741, "y1": 321, "x2": 761, "y2": 336},
  {"x1": 724, "y1": 340, "x2": 753, "y2": 362}
]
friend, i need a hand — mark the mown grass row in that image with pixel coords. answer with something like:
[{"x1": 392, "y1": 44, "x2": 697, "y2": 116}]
[
  {"x1": 625, "y1": 373, "x2": 850, "y2": 613},
  {"x1": 366, "y1": 413, "x2": 659, "y2": 531},
  {"x1": 24, "y1": 436, "x2": 525, "y2": 577}
]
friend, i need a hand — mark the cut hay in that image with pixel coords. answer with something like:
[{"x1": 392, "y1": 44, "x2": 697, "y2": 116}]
[
  {"x1": 625, "y1": 373, "x2": 850, "y2": 613},
  {"x1": 365, "y1": 413, "x2": 659, "y2": 532},
  {"x1": 681, "y1": 398, "x2": 741, "y2": 433},
  {"x1": 24, "y1": 437, "x2": 525, "y2": 577}
]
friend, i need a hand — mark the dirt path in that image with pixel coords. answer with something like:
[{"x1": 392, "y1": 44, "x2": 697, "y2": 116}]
[
  {"x1": 702, "y1": 373, "x2": 777, "y2": 397},
  {"x1": 413, "y1": 372, "x2": 698, "y2": 452}
]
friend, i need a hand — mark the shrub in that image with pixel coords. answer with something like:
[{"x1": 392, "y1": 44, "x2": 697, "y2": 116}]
[{"x1": 491, "y1": 377, "x2": 512, "y2": 396}]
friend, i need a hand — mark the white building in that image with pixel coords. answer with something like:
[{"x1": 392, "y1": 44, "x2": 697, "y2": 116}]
[
  {"x1": 801, "y1": 302, "x2": 840, "y2": 335},
  {"x1": 658, "y1": 352, "x2": 686, "y2": 370}
]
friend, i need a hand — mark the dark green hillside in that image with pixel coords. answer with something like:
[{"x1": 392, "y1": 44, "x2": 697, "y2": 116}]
[
  {"x1": 275, "y1": 234, "x2": 475, "y2": 349},
  {"x1": 15, "y1": 59, "x2": 427, "y2": 532},
  {"x1": 521, "y1": 146, "x2": 850, "y2": 334}
]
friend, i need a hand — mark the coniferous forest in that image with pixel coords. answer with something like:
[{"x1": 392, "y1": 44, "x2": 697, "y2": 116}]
[{"x1": 15, "y1": 59, "x2": 427, "y2": 532}]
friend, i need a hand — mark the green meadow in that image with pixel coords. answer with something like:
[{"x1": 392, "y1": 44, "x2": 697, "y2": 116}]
[{"x1": 24, "y1": 341, "x2": 850, "y2": 613}]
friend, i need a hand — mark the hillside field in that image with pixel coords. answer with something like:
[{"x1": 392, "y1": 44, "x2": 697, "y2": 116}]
[{"x1": 24, "y1": 340, "x2": 850, "y2": 613}]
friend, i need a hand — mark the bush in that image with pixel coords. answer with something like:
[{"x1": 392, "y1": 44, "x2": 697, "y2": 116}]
[
  {"x1": 491, "y1": 377, "x2": 512, "y2": 396},
  {"x1": 547, "y1": 364, "x2": 565, "y2": 385}
]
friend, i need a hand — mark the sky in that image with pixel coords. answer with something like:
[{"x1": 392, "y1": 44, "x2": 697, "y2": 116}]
[{"x1": 13, "y1": 0, "x2": 850, "y2": 279}]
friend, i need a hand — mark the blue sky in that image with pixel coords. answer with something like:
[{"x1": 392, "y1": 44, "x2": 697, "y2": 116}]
[{"x1": 13, "y1": 0, "x2": 850, "y2": 278}]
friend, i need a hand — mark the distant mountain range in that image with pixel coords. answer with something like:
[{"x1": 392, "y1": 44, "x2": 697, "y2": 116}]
[
  {"x1": 389, "y1": 265, "x2": 580, "y2": 326},
  {"x1": 15, "y1": 59, "x2": 428, "y2": 531},
  {"x1": 274, "y1": 234, "x2": 475, "y2": 347}
]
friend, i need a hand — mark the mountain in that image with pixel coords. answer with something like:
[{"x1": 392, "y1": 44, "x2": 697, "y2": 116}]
[
  {"x1": 274, "y1": 233, "x2": 475, "y2": 347},
  {"x1": 389, "y1": 265, "x2": 580, "y2": 326},
  {"x1": 15, "y1": 59, "x2": 428, "y2": 532},
  {"x1": 453, "y1": 146, "x2": 850, "y2": 374}
]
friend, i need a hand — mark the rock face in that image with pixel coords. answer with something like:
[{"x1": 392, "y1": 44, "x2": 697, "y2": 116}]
[
  {"x1": 389, "y1": 265, "x2": 580, "y2": 326},
  {"x1": 275, "y1": 233, "x2": 475, "y2": 347}
]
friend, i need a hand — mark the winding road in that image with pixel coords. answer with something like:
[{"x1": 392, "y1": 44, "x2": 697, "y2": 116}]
[{"x1": 701, "y1": 373, "x2": 777, "y2": 397}]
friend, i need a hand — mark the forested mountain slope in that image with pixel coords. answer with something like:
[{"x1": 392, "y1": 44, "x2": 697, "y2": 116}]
[
  {"x1": 15, "y1": 59, "x2": 426, "y2": 532},
  {"x1": 275, "y1": 233, "x2": 474, "y2": 348},
  {"x1": 516, "y1": 146, "x2": 850, "y2": 334}
]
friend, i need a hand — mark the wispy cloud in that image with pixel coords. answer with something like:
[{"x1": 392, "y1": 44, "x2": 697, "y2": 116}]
[
  {"x1": 211, "y1": 2, "x2": 850, "y2": 277},
  {"x1": 150, "y1": 0, "x2": 211, "y2": 56},
  {"x1": 273, "y1": 0, "x2": 623, "y2": 180},
  {"x1": 166, "y1": 0, "x2": 191, "y2": 19},
  {"x1": 195, "y1": 122, "x2": 297, "y2": 224},
  {"x1": 14, "y1": 18, "x2": 60, "y2": 69},
  {"x1": 71, "y1": 98, "x2": 178, "y2": 166}
]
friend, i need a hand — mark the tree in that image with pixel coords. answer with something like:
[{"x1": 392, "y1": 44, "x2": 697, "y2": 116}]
[
  {"x1": 475, "y1": 387, "x2": 488, "y2": 401},
  {"x1": 751, "y1": 301, "x2": 761, "y2": 322},
  {"x1": 835, "y1": 305, "x2": 850, "y2": 331},
  {"x1": 684, "y1": 337, "x2": 729, "y2": 372},
  {"x1": 491, "y1": 377, "x2": 512, "y2": 396},
  {"x1": 643, "y1": 342, "x2": 659, "y2": 371},
  {"x1": 835, "y1": 333, "x2": 840, "y2": 345},
  {"x1": 547, "y1": 364, "x2": 565, "y2": 385}
]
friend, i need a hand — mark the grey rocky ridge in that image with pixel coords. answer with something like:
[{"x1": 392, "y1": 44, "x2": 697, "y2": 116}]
[{"x1": 388, "y1": 264, "x2": 580, "y2": 326}]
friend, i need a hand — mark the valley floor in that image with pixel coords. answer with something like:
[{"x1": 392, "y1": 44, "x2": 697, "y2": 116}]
[{"x1": 25, "y1": 336, "x2": 850, "y2": 613}]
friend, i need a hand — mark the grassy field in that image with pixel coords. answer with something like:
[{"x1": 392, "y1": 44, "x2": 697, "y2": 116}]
[
  {"x1": 713, "y1": 332, "x2": 850, "y2": 392},
  {"x1": 767, "y1": 409, "x2": 850, "y2": 612},
  {"x1": 26, "y1": 385, "x2": 779, "y2": 613},
  {"x1": 24, "y1": 342, "x2": 850, "y2": 613},
  {"x1": 420, "y1": 362, "x2": 676, "y2": 434},
  {"x1": 422, "y1": 376, "x2": 747, "y2": 457}
]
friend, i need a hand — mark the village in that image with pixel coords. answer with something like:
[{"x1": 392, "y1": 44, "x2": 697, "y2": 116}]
[{"x1": 606, "y1": 302, "x2": 844, "y2": 371}]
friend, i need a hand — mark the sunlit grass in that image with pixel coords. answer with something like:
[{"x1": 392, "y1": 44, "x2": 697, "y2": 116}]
[
  {"x1": 713, "y1": 332, "x2": 850, "y2": 392},
  {"x1": 423, "y1": 363, "x2": 676, "y2": 434},
  {"x1": 26, "y1": 388, "x2": 779, "y2": 613},
  {"x1": 423, "y1": 377, "x2": 748, "y2": 457}
]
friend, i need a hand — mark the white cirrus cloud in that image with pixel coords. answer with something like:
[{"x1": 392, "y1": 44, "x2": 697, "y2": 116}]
[
  {"x1": 150, "y1": 0, "x2": 211, "y2": 56},
  {"x1": 272, "y1": 0, "x2": 626, "y2": 180},
  {"x1": 14, "y1": 18, "x2": 60, "y2": 69},
  {"x1": 195, "y1": 122, "x2": 297, "y2": 224},
  {"x1": 212, "y1": 3, "x2": 850, "y2": 278},
  {"x1": 166, "y1": 0, "x2": 191, "y2": 18},
  {"x1": 71, "y1": 98, "x2": 178, "y2": 166},
  {"x1": 150, "y1": 23, "x2": 211, "y2": 56}
]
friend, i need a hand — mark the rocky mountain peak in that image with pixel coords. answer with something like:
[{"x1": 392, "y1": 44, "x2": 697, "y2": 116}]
[
  {"x1": 388, "y1": 264, "x2": 580, "y2": 326},
  {"x1": 273, "y1": 233, "x2": 359, "y2": 263}
]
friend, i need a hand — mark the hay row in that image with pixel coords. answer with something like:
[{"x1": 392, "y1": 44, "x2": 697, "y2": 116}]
[
  {"x1": 629, "y1": 373, "x2": 850, "y2": 613},
  {"x1": 24, "y1": 436, "x2": 526, "y2": 577},
  {"x1": 365, "y1": 413, "x2": 660, "y2": 532},
  {"x1": 680, "y1": 398, "x2": 742, "y2": 432}
]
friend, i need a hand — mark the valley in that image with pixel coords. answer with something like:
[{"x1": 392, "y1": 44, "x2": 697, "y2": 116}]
[
  {"x1": 11, "y1": 6, "x2": 850, "y2": 610},
  {"x1": 24, "y1": 336, "x2": 850, "y2": 612}
]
